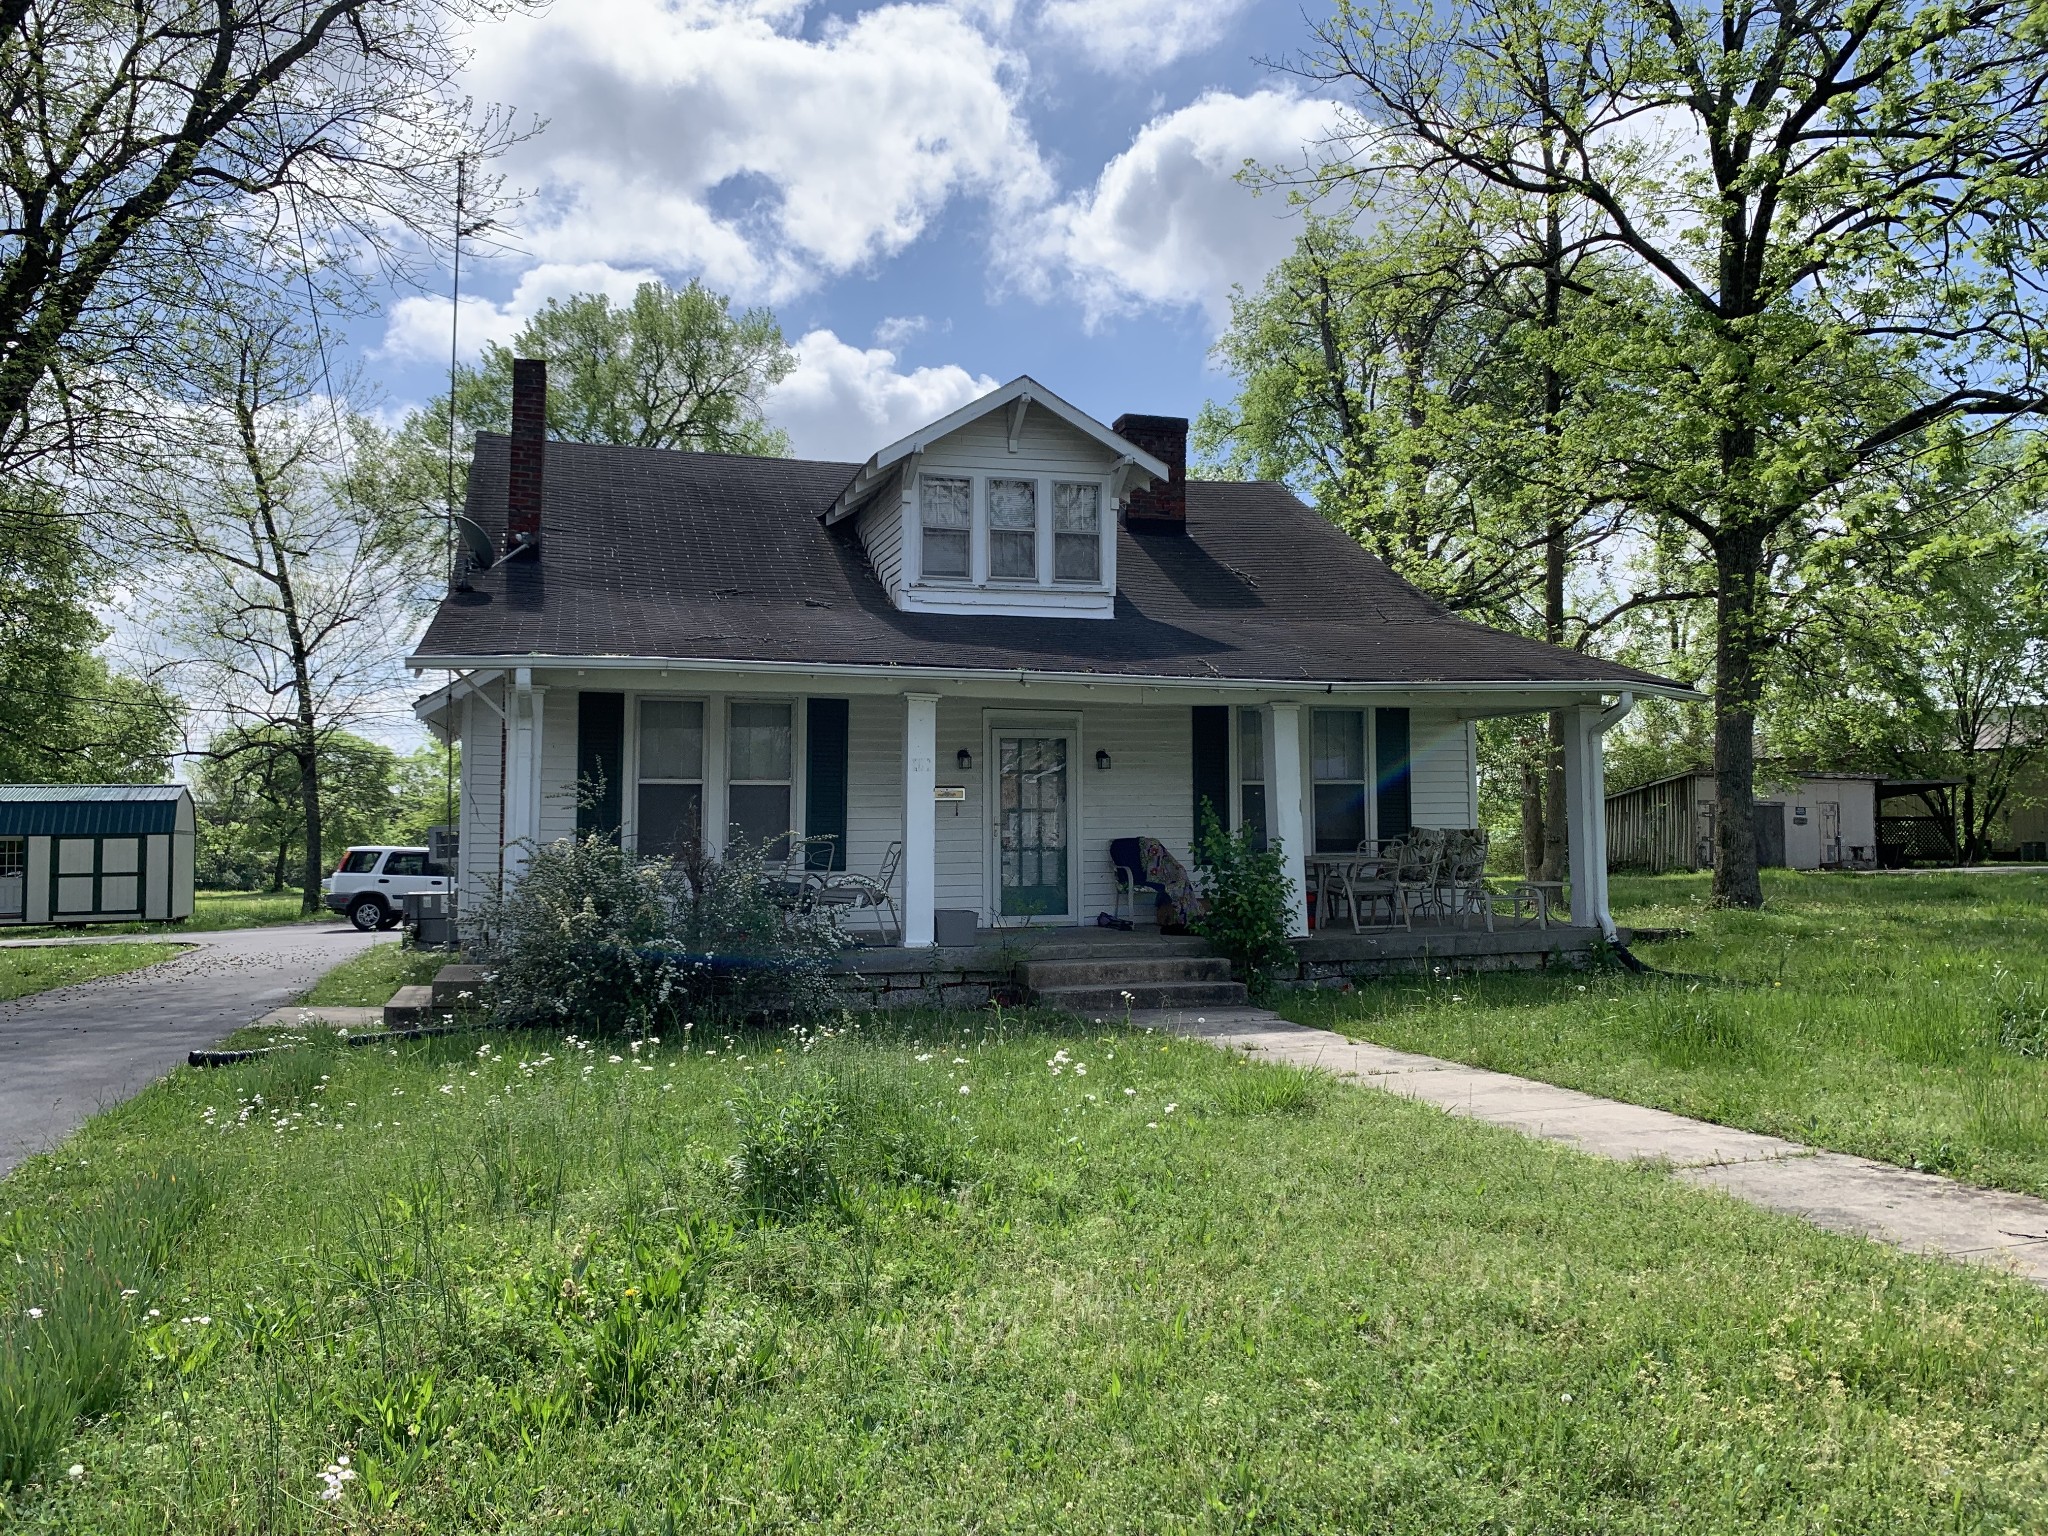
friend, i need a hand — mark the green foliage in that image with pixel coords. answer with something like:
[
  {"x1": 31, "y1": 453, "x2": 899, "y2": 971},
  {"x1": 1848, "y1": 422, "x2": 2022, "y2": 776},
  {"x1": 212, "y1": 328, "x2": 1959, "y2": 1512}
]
[
  {"x1": 1190, "y1": 803, "x2": 1296, "y2": 1000},
  {"x1": 0, "y1": 1162, "x2": 210, "y2": 1493},
  {"x1": 728, "y1": 1078, "x2": 846, "y2": 1221},
  {"x1": 192, "y1": 729, "x2": 406, "y2": 891},
  {"x1": 472, "y1": 834, "x2": 846, "y2": 1036},
  {"x1": 0, "y1": 502, "x2": 179, "y2": 784}
]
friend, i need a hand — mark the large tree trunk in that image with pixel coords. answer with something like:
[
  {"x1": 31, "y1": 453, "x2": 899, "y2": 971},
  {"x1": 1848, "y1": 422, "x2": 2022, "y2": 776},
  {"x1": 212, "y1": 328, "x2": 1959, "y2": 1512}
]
[
  {"x1": 296, "y1": 737, "x2": 323, "y2": 918},
  {"x1": 1538, "y1": 522, "x2": 1569, "y2": 883},
  {"x1": 1521, "y1": 754, "x2": 1545, "y2": 881},
  {"x1": 1711, "y1": 525, "x2": 1767, "y2": 907}
]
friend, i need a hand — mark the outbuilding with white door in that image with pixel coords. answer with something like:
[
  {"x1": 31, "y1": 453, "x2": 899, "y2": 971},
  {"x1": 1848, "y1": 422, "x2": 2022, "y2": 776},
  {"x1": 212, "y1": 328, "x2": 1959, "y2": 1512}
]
[{"x1": 0, "y1": 784, "x2": 196, "y2": 926}]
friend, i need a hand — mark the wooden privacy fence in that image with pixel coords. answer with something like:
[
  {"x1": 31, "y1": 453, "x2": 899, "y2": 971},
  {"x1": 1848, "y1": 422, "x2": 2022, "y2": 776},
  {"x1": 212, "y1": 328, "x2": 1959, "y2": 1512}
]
[{"x1": 1607, "y1": 777, "x2": 1696, "y2": 873}]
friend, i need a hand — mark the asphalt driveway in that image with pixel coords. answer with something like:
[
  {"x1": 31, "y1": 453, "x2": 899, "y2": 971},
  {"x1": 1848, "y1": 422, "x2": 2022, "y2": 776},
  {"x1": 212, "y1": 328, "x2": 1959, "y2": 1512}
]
[{"x1": 0, "y1": 923, "x2": 386, "y2": 1177}]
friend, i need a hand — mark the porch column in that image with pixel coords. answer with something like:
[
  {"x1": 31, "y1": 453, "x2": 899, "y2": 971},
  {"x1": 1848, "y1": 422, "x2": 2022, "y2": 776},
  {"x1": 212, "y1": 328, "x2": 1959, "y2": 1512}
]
[
  {"x1": 1561, "y1": 702, "x2": 1614, "y2": 937},
  {"x1": 502, "y1": 668, "x2": 546, "y2": 884},
  {"x1": 1262, "y1": 700, "x2": 1310, "y2": 938},
  {"x1": 901, "y1": 692, "x2": 939, "y2": 947}
]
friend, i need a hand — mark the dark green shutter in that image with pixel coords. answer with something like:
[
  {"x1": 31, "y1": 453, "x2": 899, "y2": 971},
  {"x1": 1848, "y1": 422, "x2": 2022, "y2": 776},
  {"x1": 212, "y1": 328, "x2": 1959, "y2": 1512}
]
[
  {"x1": 1191, "y1": 706, "x2": 1231, "y2": 842},
  {"x1": 805, "y1": 698, "x2": 849, "y2": 870},
  {"x1": 576, "y1": 692, "x2": 624, "y2": 840},
  {"x1": 1374, "y1": 707, "x2": 1412, "y2": 838}
]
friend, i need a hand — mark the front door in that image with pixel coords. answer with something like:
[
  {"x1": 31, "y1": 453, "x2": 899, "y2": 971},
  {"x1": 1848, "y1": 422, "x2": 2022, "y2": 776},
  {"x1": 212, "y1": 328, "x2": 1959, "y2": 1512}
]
[
  {"x1": 996, "y1": 734, "x2": 1070, "y2": 918},
  {"x1": 1819, "y1": 801, "x2": 1842, "y2": 866}
]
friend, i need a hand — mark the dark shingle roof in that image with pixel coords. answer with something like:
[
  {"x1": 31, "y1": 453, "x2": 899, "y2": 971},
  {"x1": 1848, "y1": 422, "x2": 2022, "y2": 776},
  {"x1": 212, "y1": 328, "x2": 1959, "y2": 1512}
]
[{"x1": 412, "y1": 435, "x2": 1683, "y2": 691}]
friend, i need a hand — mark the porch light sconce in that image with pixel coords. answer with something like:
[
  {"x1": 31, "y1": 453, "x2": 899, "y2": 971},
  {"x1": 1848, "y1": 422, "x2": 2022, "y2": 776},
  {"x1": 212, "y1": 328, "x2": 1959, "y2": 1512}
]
[
  {"x1": 957, "y1": 748, "x2": 973, "y2": 771},
  {"x1": 1096, "y1": 749, "x2": 1112, "y2": 771}
]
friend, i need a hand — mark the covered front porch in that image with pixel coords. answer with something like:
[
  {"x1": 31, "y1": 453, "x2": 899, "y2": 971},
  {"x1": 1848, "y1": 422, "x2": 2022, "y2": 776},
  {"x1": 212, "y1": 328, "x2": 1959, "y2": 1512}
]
[{"x1": 433, "y1": 664, "x2": 1632, "y2": 954}]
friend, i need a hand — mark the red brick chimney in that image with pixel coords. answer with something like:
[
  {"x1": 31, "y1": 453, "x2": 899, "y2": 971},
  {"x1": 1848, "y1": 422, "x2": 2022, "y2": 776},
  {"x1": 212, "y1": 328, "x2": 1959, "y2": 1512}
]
[
  {"x1": 507, "y1": 357, "x2": 546, "y2": 553},
  {"x1": 1112, "y1": 413, "x2": 1187, "y2": 534}
]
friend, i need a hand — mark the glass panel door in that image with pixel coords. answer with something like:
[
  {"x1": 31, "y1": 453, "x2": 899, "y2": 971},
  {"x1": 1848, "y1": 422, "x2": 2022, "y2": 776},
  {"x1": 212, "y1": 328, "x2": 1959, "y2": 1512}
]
[{"x1": 997, "y1": 735, "x2": 1069, "y2": 917}]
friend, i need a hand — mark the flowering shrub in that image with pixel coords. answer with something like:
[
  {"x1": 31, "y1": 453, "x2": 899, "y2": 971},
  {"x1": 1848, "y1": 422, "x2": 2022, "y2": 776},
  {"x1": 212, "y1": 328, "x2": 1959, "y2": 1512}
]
[{"x1": 470, "y1": 834, "x2": 846, "y2": 1036}]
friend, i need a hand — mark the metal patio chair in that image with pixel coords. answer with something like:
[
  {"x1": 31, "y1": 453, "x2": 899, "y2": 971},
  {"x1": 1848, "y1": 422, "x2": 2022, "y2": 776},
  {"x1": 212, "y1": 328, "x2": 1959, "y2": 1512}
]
[{"x1": 809, "y1": 839, "x2": 904, "y2": 944}]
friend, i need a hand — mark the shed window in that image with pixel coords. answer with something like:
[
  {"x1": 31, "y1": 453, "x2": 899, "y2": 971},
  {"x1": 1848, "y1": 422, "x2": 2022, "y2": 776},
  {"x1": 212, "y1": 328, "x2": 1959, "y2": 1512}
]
[
  {"x1": 988, "y1": 477, "x2": 1037, "y2": 580},
  {"x1": 919, "y1": 475, "x2": 971, "y2": 579},
  {"x1": 728, "y1": 701, "x2": 794, "y2": 854},
  {"x1": 1311, "y1": 709, "x2": 1368, "y2": 852},
  {"x1": 1052, "y1": 482, "x2": 1100, "y2": 583},
  {"x1": 637, "y1": 699, "x2": 704, "y2": 857},
  {"x1": 0, "y1": 838, "x2": 21, "y2": 877}
]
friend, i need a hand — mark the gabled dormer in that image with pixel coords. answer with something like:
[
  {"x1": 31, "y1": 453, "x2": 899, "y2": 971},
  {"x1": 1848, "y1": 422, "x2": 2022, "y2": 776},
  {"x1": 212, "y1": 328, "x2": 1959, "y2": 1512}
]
[{"x1": 824, "y1": 377, "x2": 1171, "y2": 619}]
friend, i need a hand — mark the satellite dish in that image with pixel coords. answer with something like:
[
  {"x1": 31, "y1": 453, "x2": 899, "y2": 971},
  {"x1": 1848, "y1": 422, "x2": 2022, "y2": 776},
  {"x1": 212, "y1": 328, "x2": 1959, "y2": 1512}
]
[{"x1": 452, "y1": 514, "x2": 496, "y2": 573}]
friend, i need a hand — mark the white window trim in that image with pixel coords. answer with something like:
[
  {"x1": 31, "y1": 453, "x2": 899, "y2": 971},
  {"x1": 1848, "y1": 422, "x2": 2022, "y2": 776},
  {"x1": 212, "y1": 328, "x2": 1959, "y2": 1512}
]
[
  {"x1": 1308, "y1": 706, "x2": 1375, "y2": 854},
  {"x1": 911, "y1": 470, "x2": 1114, "y2": 596},
  {"x1": 630, "y1": 694, "x2": 708, "y2": 857}
]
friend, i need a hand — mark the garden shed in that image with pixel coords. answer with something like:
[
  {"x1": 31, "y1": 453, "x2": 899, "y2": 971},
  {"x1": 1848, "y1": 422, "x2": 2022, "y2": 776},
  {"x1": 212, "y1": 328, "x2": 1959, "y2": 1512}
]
[{"x1": 0, "y1": 785, "x2": 196, "y2": 926}]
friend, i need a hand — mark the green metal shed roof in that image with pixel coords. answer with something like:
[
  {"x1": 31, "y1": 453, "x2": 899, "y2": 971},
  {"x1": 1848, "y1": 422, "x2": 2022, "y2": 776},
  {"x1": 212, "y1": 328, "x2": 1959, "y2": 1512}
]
[{"x1": 0, "y1": 784, "x2": 190, "y2": 837}]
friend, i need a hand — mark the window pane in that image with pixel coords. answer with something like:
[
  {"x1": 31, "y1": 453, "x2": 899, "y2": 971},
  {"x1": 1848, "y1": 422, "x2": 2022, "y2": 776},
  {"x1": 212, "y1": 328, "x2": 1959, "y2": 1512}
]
[
  {"x1": 728, "y1": 784, "x2": 792, "y2": 854},
  {"x1": 638, "y1": 783, "x2": 702, "y2": 857},
  {"x1": 923, "y1": 527, "x2": 969, "y2": 578},
  {"x1": 728, "y1": 701, "x2": 792, "y2": 781},
  {"x1": 342, "y1": 849, "x2": 381, "y2": 873},
  {"x1": 1052, "y1": 482, "x2": 1099, "y2": 533},
  {"x1": 1240, "y1": 784, "x2": 1268, "y2": 849},
  {"x1": 1237, "y1": 708, "x2": 1263, "y2": 783},
  {"x1": 989, "y1": 477, "x2": 1036, "y2": 529},
  {"x1": 919, "y1": 475, "x2": 971, "y2": 529},
  {"x1": 990, "y1": 530, "x2": 1035, "y2": 580},
  {"x1": 1314, "y1": 783, "x2": 1366, "y2": 852},
  {"x1": 1312, "y1": 710, "x2": 1364, "y2": 782},
  {"x1": 1054, "y1": 533, "x2": 1098, "y2": 582},
  {"x1": 384, "y1": 853, "x2": 426, "y2": 876},
  {"x1": 639, "y1": 699, "x2": 704, "y2": 780}
]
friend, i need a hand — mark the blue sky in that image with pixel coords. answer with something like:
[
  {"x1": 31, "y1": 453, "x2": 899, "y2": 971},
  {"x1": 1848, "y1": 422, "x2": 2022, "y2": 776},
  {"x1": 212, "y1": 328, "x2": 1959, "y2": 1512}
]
[{"x1": 357, "y1": 0, "x2": 1352, "y2": 460}]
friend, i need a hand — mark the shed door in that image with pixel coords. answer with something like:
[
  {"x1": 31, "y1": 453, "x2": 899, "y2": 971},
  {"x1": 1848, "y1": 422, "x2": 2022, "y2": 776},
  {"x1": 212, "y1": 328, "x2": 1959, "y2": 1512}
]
[
  {"x1": 54, "y1": 836, "x2": 143, "y2": 916},
  {"x1": 1753, "y1": 804, "x2": 1788, "y2": 869}
]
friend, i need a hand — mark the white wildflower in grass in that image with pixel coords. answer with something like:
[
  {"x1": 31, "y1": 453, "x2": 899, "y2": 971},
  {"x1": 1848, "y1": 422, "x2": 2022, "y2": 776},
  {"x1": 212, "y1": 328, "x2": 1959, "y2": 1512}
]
[
  {"x1": 1164, "y1": 1103, "x2": 1177, "y2": 1114},
  {"x1": 316, "y1": 1455, "x2": 357, "y2": 1502},
  {"x1": 958, "y1": 1084, "x2": 971, "y2": 1095},
  {"x1": 25, "y1": 1307, "x2": 42, "y2": 1319},
  {"x1": 952, "y1": 1056, "x2": 968, "y2": 1065},
  {"x1": 1123, "y1": 1088, "x2": 1137, "y2": 1097},
  {"x1": 608, "y1": 1054, "x2": 623, "y2": 1064},
  {"x1": 1073, "y1": 1063, "x2": 1087, "y2": 1077},
  {"x1": 1048, "y1": 1049, "x2": 1071, "y2": 1075},
  {"x1": 1560, "y1": 1391, "x2": 1573, "y2": 1404},
  {"x1": 67, "y1": 1464, "x2": 83, "y2": 1478},
  {"x1": 1146, "y1": 1121, "x2": 1159, "y2": 1129},
  {"x1": 915, "y1": 1052, "x2": 934, "y2": 1063}
]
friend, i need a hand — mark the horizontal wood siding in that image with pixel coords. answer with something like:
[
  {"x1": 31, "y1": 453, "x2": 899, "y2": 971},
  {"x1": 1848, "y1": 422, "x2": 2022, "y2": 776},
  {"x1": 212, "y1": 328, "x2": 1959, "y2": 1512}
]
[
  {"x1": 920, "y1": 402, "x2": 1116, "y2": 474},
  {"x1": 857, "y1": 494, "x2": 905, "y2": 597},
  {"x1": 459, "y1": 690, "x2": 505, "y2": 907},
  {"x1": 538, "y1": 688, "x2": 579, "y2": 847},
  {"x1": 1077, "y1": 705, "x2": 1190, "y2": 918},
  {"x1": 933, "y1": 698, "x2": 985, "y2": 915},
  {"x1": 842, "y1": 696, "x2": 906, "y2": 938},
  {"x1": 1408, "y1": 710, "x2": 1478, "y2": 829}
]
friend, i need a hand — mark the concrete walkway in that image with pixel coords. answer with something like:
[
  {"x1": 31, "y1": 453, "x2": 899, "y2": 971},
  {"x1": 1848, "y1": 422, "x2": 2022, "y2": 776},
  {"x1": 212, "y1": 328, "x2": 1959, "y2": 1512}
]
[
  {"x1": 1139, "y1": 1004, "x2": 2048, "y2": 1289},
  {"x1": 0, "y1": 923, "x2": 386, "y2": 1177}
]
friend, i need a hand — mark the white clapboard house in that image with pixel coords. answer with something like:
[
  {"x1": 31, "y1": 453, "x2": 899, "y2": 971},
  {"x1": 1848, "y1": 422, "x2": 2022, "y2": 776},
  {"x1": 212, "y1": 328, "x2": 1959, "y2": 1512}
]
[{"x1": 409, "y1": 367, "x2": 1687, "y2": 947}]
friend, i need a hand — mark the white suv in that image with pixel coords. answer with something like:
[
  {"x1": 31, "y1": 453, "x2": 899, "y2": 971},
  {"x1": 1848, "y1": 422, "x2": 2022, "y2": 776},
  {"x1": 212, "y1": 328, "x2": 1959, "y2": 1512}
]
[{"x1": 322, "y1": 846, "x2": 450, "y2": 931}]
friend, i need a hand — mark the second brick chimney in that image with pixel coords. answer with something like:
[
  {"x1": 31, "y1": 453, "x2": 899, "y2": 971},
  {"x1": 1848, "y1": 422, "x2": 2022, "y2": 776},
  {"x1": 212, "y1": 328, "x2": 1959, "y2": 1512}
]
[
  {"x1": 1112, "y1": 413, "x2": 1188, "y2": 534},
  {"x1": 507, "y1": 357, "x2": 546, "y2": 552}
]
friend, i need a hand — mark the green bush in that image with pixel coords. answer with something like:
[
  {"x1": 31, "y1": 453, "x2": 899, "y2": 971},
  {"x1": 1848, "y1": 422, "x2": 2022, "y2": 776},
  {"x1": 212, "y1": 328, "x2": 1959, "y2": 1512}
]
[
  {"x1": 471, "y1": 834, "x2": 846, "y2": 1036},
  {"x1": 1191, "y1": 804, "x2": 1296, "y2": 1000}
]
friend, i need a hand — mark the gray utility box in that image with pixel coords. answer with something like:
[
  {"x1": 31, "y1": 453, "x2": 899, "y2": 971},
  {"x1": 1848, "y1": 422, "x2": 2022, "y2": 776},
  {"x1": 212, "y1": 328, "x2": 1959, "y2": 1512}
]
[
  {"x1": 933, "y1": 908, "x2": 979, "y2": 948},
  {"x1": 398, "y1": 889, "x2": 459, "y2": 950}
]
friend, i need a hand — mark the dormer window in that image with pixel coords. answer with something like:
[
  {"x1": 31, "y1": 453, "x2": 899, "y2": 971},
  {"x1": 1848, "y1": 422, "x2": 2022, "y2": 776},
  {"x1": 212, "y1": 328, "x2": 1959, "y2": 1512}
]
[
  {"x1": 1053, "y1": 482, "x2": 1101, "y2": 583},
  {"x1": 988, "y1": 478, "x2": 1037, "y2": 581},
  {"x1": 919, "y1": 475, "x2": 971, "y2": 579}
]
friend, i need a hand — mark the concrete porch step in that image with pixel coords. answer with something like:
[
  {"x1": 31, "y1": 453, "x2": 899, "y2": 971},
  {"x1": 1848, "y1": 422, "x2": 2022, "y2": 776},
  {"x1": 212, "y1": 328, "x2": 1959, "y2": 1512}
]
[
  {"x1": 1005, "y1": 934, "x2": 1213, "y2": 960},
  {"x1": 431, "y1": 963, "x2": 487, "y2": 1006},
  {"x1": 384, "y1": 985, "x2": 435, "y2": 1028},
  {"x1": 1032, "y1": 980, "x2": 1248, "y2": 1013},
  {"x1": 1020, "y1": 956, "x2": 1233, "y2": 990}
]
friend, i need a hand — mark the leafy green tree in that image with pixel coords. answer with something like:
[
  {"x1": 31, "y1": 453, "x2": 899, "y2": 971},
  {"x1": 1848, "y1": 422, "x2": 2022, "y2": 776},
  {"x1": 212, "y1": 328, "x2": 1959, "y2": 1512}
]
[
  {"x1": 1313, "y1": 0, "x2": 2048, "y2": 906},
  {"x1": 0, "y1": 493, "x2": 178, "y2": 782},
  {"x1": 389, "y1": 743, "x2": 460, "y2": 845},
  {"x1": 194, "y1": 729, "x2": 401, "y2": 891}
]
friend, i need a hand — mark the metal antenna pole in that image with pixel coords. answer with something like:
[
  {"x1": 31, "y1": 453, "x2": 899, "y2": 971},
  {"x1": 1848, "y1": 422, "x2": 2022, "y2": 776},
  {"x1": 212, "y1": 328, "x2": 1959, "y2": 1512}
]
[{"x1": 444, "y1": 156, "x2": 466, "y2": 834}]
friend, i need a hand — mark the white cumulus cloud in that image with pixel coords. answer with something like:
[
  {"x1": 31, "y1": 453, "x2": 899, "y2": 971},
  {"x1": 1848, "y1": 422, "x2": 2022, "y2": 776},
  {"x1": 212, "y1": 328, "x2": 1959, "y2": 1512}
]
[
  {"x1": 766, "y1": 330, "x2": 997, "y2": 460},
  {"x1": 1037, "y1": 0, "x2": 1254, "y2": 71},
  {"x1": 467, "y1": 0, "x2": 1051, "y2": 302},
  {"x1": 378, "y1": 262, "x2": 662, "y2": 363},
  {"x1": 1019, "y1": 87, "x2": 1346, "y2": 327}
]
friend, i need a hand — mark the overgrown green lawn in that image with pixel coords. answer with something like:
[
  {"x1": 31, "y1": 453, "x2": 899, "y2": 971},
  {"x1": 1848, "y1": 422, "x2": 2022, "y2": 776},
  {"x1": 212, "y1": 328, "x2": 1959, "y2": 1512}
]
[
  {"x1": 0, "y1": 944, "x2": 187, "y2": 1002},
  {"x1": 1283, "y1": 870, "x2": 2048, "y2": 1196},
  {"x1": 296, "y1": 942, "x2": 445, "y2": 1009},
  {"x1": 3, "y1": 1012, "x2": 2046, "y2": 1532},
  {"x1": 1, "y1": 891, "x2": 320, "y2": 942}
]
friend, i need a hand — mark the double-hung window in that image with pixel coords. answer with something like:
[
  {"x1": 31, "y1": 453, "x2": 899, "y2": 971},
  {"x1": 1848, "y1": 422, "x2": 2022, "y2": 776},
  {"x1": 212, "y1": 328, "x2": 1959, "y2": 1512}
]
[
  {"x1": 1053, "y1": 482, "x2": 1101, "y2": 583},
  {"x1": 727, "y1": 701, "x2": 794, "y2": 854},
  {"x1": 1236, "y1": 707, "x2": 1268, "y2": 847},
  {"x1": 988, "y1": 477, "x2": 1037, "y2": 580},
  {"x1": 637, "y1": 699, "x2": 704, "y2": 857},
  {"x1": 919, "y1": 475, "x2": 971, "y2": 579},
  {"x1": 1311, "y1": 709, "x2": 1368, "y2": 852}
]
